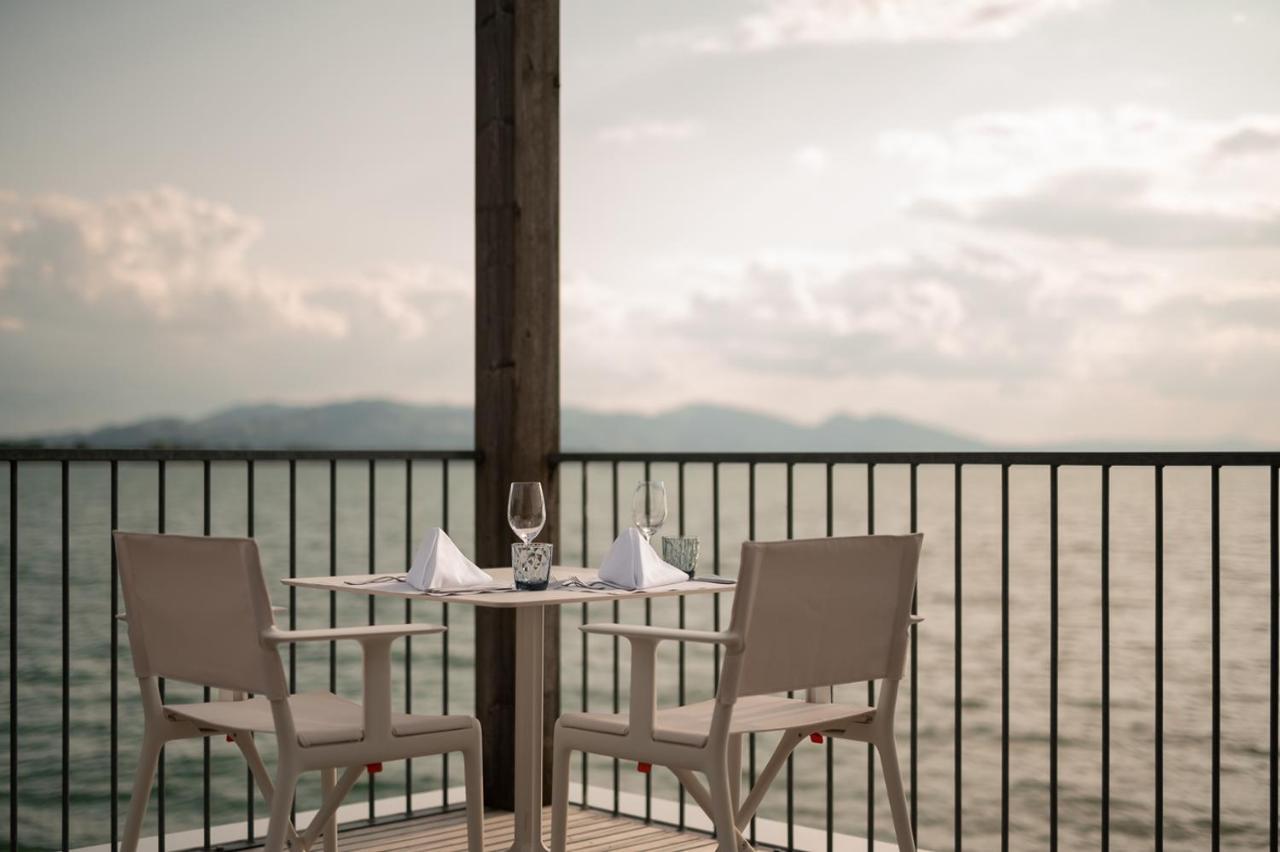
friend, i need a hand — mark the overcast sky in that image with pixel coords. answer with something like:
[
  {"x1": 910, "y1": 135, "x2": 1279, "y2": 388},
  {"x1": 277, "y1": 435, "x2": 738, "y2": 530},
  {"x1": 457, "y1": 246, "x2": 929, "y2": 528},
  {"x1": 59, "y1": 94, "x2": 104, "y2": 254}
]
[{"x1": 1, "y1": 0, "x2": 1278, "y2": 443}]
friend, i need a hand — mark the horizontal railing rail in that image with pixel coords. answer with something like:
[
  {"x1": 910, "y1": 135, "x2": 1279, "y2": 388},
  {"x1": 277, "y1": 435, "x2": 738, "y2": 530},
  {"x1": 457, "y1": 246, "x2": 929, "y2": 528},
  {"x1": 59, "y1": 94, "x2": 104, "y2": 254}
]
[
  {"x1": 0, "y1": 448, "x2": 478, "y2": 462},
  {"x1": 554, "y1": 450, "x2": 1280, "y2": 466}
]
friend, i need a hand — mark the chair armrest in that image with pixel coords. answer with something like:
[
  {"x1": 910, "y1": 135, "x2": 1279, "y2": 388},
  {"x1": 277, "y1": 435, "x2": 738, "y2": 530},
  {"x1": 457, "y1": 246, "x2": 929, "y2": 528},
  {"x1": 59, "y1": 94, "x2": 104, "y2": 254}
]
[
  {"x1": 261, "y1": 623, "x2": 446, "y2": 646},
  {"x1": 582, "y1": 623, "x2": 741, "y2": 738},
  {"x1": 580, "y1": 622, "x2": 742, "y2": 651},
  {"x1": 264, "y1": 623, "x2": 444, "y2": 742}
]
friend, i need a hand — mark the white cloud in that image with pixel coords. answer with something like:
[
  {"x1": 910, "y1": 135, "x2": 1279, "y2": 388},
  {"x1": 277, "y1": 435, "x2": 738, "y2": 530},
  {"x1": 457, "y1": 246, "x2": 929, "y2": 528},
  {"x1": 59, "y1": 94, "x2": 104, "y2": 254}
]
[
  {"x1": 1211, "y1": 119, "x2": 1280, "y2": 160},
  {"x1": 915, "y1": 168, "x2": 1280, "y2": 248},
  {"x1": 793, "y1": 145, "x2": 831, "y2": 173},
  {"x1": 562, "y1": 237, "x2": 1280, "y2": 443},
  {"x1": 0, "y1": 187, "x2": 474, "y2": 433},
  {"x1": 0, "y1": 187, "x2": 348, "y2": 336},
  {"x1": 351, "y1": 263, "x2": 470, "y2": 342},
  {"x1": 880, "y1": 106, "x2": 1208, "y2": 186},
  {"x1": 596, "y1": 120, "x2": 701, "y2": 145},
  {"x1": 882, "y1": 107, "x2": 1280, "y2": 247},
  {"x1": 663, "y1": 0, "x2": 1105, "y2": 52}
]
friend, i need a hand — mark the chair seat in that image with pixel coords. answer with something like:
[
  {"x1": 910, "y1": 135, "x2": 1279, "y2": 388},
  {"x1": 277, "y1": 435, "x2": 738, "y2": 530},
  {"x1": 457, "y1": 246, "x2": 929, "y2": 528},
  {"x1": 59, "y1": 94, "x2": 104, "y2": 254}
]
[
  {"x1": 559, "y1": 695, "x2": 874, "y2": 748},
  {"x1": 165, "y1": 691, "x2": 474, "y2": 747}
]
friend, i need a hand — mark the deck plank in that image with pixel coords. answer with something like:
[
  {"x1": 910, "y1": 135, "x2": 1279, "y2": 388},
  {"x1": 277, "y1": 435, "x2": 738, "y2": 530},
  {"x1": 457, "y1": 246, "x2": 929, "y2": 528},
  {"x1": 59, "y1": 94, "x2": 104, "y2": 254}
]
[{"x1": 245, "y1": 807, "x2": 722, "y2": 851}]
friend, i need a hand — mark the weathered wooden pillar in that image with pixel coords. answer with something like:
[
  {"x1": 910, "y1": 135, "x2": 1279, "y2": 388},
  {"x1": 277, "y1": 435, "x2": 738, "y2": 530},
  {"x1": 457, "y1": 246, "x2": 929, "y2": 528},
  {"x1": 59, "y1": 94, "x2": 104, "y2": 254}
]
[{"x1": 474, "y1": 0, "x2": 560, "y2": 810}]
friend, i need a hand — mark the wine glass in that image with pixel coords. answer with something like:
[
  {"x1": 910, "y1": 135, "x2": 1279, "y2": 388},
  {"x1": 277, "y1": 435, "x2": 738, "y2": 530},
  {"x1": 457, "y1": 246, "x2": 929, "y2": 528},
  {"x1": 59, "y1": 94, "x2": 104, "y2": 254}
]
[
  {"x1": 508, "y1": 482, "x2": 546, "y2": 544},
  {"x1": 632, "y1": 480, "x2": 667, "y2": 542}
]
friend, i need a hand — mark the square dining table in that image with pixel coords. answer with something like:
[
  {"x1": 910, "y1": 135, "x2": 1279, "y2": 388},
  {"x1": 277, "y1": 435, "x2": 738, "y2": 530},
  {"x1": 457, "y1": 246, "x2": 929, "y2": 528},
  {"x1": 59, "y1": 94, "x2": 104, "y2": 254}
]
[{"x1": 283, "y1": 566, "x2": 735, "y2": 852}]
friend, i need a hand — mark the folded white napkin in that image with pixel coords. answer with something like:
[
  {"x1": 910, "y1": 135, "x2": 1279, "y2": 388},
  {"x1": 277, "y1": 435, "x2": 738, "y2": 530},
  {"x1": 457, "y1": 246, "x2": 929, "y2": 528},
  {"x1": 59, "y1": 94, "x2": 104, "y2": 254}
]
[
  {"x1": 405, "y1": 528, "x2": 495, "y2": 591},
  {"x1": 597, "y1": 528, "x2": 688, "y2": 589}
]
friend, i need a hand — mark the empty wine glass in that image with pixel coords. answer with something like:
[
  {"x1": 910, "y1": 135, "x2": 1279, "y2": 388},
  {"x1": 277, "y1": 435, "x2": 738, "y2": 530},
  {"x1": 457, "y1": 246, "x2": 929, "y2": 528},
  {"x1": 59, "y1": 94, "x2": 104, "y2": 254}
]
[
  {"x1": 632, "y1": 480, "x2": 667, "y2": 541},
  {"x1": 508, "y1": 482, "x2": 546, "y2": 544}
]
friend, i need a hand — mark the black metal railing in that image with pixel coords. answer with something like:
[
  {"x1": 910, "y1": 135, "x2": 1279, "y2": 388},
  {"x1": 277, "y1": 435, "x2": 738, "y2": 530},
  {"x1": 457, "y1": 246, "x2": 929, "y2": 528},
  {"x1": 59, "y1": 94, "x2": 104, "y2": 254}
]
[
  {"x1": 551, "y1": 451, "x2": 1280, "y2": 852},
  {"x1": 3, "y1": 448, "x2": 1279, "y2": 851},
  {"x1": 2, "y1": 448, "x2": 476, "y2": 852}
]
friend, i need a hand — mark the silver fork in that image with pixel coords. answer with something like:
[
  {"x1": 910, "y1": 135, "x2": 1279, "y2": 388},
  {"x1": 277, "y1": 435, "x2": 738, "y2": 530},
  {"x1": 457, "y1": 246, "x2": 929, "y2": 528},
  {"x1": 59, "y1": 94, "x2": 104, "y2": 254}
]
[{"x1": 343, "y1": 575, "x2": 406, "y2": 586}]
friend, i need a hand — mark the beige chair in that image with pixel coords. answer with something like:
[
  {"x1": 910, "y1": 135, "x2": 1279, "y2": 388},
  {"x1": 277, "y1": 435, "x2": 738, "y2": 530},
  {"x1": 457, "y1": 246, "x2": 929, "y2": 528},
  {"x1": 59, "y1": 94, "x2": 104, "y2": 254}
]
[
  {"x1": 551, "y1": 534, "x2": 923, "y2": 852},
  {"x1": 114, "y1": 532, "x2": 484, "y2": 852}
]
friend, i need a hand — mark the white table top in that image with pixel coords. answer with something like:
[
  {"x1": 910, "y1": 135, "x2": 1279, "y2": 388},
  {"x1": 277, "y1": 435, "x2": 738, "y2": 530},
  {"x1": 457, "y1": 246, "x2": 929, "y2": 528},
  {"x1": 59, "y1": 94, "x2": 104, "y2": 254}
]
[{"x1": 282, "y1": 566, "x2": 734, "y2": 609}]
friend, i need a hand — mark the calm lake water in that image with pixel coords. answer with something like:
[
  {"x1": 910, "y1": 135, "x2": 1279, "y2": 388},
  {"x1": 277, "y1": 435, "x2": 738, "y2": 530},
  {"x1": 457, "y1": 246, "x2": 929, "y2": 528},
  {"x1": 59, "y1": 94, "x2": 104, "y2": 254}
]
[{"x1": 2, "y1": 460, "x2": 1274, "y2": 850}]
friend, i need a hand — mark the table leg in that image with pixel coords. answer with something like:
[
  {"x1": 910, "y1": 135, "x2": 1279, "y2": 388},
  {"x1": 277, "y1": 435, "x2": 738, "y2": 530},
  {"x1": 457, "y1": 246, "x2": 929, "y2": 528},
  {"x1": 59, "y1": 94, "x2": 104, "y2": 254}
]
[{"x1": 512, "y1": 605, "x2": 549, "y2": 852}]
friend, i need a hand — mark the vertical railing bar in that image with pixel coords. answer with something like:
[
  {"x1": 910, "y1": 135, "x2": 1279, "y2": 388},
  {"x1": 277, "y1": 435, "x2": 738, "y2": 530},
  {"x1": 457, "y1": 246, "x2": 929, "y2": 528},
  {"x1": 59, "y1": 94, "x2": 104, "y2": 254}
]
[
  {"x1": 442, "y1": 459, "x2": 450, "y2": 808},
  {"x1": 1001, "y1": 463, "x2": 1010, "y2": 852},
  {"x1": 867, "y1": 462, "x2": 875, "y2": 852},
  {"x1": 1049, "y1": 464, "x2": 1059, "y2": 852},
  {"x1": 8, "y1": 461, "x2": 16, "y2": 852},
  {"x1": 611, "y1": 459, "x2": 620, "y2": 815},
  {"x1": 328, "y1": 460, "x2": 337, "y2": 694},
  {"x1": 826, "y1": 462, "x2": 835, "y2": 852},
  {"x1": 712, "y1": 463, "x2": 721, "y2": 690},
  {"x1": 909, "y1": 462, "x2": 919, "y2": 840},
  {"x1": 288, "y1": 459, "x2": 297, "y2": 828},
  {"x1": 61, "y1": 459, "x2": 69, "y2": 852},
  {"x1": 110, "y1": 461, "x2": 119, "y2": 851},
  {"x1": 786, "y1": 461, "x2": 795, "y2": 852},
  {"x1": 202, "y1": 459, "x2": 212, "y2": 850},
  {"x1": 748, "y1": 460, "x2": 757, "y2": 845},
  {"x1": 1102, "y1": 464, "x2": 1111, "y2": 852},
  {"x1": 246, "y1": 460, "x2": 256, "y2": 842},
  {"x1": 1155, "y1": 464, "x2": 1164, "y2": 852},
  {"x1": 677, "y1": 460, "x2": 686, "y2": 830},
  {"x1": 157, "y1": 460, "x2": 165, "y2": 852},
  {"x1": 643, "y1": 459, "x2": 652, "y2": 823},
  {"x1": 289, "y1": 460, "x2": 298, "y2": 689},
  {"x1": 953, "y1": 462, "x2": 962, "y2": 852},
  {"x1": 367, "y1": 458, "x2": 376, "y2": 818},
  {"x1": 580, "y1": 461, "x2": 589, "y2": 807},
  {"x1": 1211, "y1": 464, "x2": 1220, "y2": 852},
  {"x1": 404, "y1": 459, "x2": 413, "y2": 815},
  {"x1": 1270, "y1": 463, "x2": 1278, "y2": 852}
]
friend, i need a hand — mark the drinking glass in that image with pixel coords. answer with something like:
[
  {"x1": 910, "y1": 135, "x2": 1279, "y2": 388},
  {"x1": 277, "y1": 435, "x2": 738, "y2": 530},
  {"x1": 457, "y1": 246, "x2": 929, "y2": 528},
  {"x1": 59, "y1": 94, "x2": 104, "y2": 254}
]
[
  {"x1": 632, "y1": 480, "x2": 667, "y2": 541},
  {"x1": 512, "y1": 542, "x2": 553, "y2": 591},
  {"x1": 662, "y1": 536, "x2": 700, "y2": 577},
  {"x1": 508, "y1": 482, "x2": 546, "y2": 544}
]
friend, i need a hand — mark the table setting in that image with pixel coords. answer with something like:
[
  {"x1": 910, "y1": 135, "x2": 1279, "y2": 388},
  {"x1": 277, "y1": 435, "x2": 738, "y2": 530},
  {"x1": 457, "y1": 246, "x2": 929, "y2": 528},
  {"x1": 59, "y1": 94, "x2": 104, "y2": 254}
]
[
  {"x1": 283, "y1": 477, "x2": 736, "y2": 852},
  {"x1": 339, "y1": 478, "x2": 734, "y2": 597}
]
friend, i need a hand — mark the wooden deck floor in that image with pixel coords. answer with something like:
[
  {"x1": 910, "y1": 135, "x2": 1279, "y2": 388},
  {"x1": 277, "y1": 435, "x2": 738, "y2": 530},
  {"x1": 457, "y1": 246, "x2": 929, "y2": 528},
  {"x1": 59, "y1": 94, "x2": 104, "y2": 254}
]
[{"x1": 252, "y1": 807, "x2": 721, "y2": 851}]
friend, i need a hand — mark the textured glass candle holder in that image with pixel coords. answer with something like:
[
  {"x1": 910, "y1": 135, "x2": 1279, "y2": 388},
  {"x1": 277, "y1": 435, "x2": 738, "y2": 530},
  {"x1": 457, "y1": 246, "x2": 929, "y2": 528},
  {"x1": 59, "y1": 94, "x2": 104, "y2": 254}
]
[
  {"x1": 512, "y1": 542, "x2": 553, "y2": 591},
  {"x1": 661, "y1": 536, "x2": 700, "y2": 577}
]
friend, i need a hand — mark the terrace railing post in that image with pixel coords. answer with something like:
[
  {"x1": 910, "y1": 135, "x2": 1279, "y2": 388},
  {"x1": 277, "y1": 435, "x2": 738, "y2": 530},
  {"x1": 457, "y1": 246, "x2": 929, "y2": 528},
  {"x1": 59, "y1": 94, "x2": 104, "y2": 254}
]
[{"x1": 475, "y1": 0, "x2": 561, "y2": 811}]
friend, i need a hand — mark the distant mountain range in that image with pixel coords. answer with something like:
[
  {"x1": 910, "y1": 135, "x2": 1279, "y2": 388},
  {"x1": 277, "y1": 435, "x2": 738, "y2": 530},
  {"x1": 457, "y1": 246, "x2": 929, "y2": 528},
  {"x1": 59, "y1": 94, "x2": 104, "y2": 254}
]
[
  {"x1": 2, "y1": 399, "x2": 1264, "y2": 451},
  {"x1": 4, "y1": 399, "x2": 988, "y2": 451}
]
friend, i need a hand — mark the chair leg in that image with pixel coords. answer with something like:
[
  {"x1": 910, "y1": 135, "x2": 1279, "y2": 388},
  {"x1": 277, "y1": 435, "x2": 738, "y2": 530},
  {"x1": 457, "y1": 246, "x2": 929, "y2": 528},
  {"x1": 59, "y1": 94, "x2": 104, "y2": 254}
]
[
  {"x1": 463, "y1": 728, "x2": 486, "y2": 852},
  {"x1": 727, "y1": 733, "x2": 743, "y2": 812},
  {"x1": 876, "y1": 734, "x2": 916, "y2": 852},
  {"x1": 320, "y1": 767, "x2": 338, "y2": 852},
  {"x1": 120, "y1": 731, "x2": 163, "y2": 852},
  {"x1": 550, "y1": 739, "x2": 571, "y2": 852},
  {"x1": 263, "y1": 766, "x2": 299, "y2": 852},
  {"x1": 707, "y1": 756, "x2": 741, "y2": 852}
]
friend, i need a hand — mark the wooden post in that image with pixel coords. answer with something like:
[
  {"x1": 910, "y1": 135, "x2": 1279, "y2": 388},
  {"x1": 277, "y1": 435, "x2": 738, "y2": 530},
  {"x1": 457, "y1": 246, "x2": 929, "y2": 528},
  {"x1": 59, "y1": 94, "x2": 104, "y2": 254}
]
[{"x1": 475, "y1": 0, "x2": 560, "y2": 811}]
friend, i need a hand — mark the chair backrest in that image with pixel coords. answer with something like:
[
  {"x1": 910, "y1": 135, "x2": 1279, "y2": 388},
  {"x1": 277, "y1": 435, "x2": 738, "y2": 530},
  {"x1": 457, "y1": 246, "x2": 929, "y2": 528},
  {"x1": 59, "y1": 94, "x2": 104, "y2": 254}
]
[
  {"x1": 114, "y1": 532, "x2": 288, "y2": 699},
  {"x1": 719, "y1": 534, "x2": 922, "y2": 701}
]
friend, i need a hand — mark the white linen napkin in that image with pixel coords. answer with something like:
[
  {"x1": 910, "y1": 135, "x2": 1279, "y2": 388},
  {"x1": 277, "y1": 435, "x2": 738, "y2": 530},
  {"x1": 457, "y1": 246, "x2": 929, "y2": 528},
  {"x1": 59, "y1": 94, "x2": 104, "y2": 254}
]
[
  {"x1": 597, "y1": 527, "x2": 688, "y2": 589},
  {"x1": 405, "y1": 528, "x2": 495, "y2": 591}
]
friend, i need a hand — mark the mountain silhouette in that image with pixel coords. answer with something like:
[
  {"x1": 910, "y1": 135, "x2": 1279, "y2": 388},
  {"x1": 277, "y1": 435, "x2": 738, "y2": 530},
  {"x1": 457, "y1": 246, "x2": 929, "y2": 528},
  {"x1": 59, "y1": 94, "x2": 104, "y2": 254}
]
[{"x1": 6, "y1": 399, "x2": 988, "y2": 451}]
